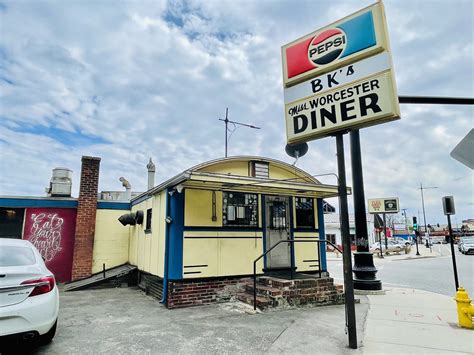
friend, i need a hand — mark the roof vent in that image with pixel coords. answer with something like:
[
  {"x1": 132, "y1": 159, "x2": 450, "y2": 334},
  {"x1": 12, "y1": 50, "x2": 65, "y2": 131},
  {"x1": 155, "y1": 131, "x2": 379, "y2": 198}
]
[
  {"x1": 47, "y1": 168, "x2": 72, "y2": 197},
  {"x1": 250, "y1": 161, "x2": 269, "y2": 178}
]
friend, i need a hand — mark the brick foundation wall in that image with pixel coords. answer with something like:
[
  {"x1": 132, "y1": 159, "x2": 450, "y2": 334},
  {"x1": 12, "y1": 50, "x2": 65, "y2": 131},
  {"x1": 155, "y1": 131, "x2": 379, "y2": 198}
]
[
  {"x1": 167, "y1": 277, "x2": 250, "y2": 309},
  {"x1": 71, "y1": 156, "x2": 101, "y2": 281}
]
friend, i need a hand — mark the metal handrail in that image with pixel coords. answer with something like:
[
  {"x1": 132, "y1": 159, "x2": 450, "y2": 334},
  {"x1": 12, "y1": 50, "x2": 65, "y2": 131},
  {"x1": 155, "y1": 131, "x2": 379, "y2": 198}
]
[{"x1": 252, "y1": 239, "x2": 343, "y2": 310}]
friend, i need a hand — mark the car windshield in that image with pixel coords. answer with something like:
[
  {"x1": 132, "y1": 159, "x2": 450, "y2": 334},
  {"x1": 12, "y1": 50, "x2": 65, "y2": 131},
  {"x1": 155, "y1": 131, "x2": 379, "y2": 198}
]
[{"x1": 0, "y1": 246, "x2": 36, "y2": 266}]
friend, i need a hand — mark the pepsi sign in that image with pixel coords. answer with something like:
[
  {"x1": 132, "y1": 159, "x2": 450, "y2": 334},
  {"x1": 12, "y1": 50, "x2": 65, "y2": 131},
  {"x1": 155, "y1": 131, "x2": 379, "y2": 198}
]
[
  {"x1": 282, "y1": 3, "x2": 388, "y2": 87},
  {"x1": 308, "y1": 29, "x2": 347, "y2": 66},
  {"x1": 282, "y1": 2, "x2": 400, "y2": 144}
]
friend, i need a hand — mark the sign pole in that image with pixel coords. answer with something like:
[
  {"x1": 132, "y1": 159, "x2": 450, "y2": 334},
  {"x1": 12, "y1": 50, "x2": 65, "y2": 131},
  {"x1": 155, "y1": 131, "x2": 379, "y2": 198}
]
[
  {"x1": 335, "y1": 132, "x2": 357, "y2": 349},
  {"x1": 378, "y1": 226, "x2": 384, "y2": 258},
  {"x1": 443, "y1": 197, "x2": 459, "y2": 292},
  {"x1": 350, "y1": 129, "x2": 382, "y2": 290},
  {"x1": 383, "y1": 213, "x2": 388, "y2": 251},
  {"x1": 415, "y1": 232, "x2": 420, "y2": 256},
  {"x1": 447, "y1": 214, "x2": 459, "y2": 291}
]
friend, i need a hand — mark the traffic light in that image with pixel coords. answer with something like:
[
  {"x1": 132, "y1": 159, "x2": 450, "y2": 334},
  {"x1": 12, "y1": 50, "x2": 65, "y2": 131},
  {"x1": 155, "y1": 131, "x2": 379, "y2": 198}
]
[{"x1": 412, "y1": 216, "x2": 418, "y2": 231}]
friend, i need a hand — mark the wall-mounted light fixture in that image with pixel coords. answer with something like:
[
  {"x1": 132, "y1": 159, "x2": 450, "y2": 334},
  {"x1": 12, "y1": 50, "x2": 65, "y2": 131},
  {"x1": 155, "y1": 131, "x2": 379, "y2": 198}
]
[{"x1": 169, "y1": 184, "x2": 184, "y2": 196}]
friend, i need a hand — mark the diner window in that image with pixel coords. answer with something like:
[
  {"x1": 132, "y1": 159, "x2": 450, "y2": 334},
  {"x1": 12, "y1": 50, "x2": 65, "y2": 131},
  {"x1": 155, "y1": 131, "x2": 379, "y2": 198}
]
[
  {"x1": 145, "y1": 208, "x2": 152, "y2": 233},
  {"x1": 295, "y1": 197, "x2": 315, "y2": 229},
  {"x1": 222, "y1": 192, "x2": 258, "y2": 227}
]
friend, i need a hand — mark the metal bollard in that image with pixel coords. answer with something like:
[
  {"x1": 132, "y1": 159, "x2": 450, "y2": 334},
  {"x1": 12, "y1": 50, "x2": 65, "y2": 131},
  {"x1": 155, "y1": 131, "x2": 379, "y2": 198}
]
[{"x1": 454, "y1": 287, "x2": 474, "y2": 329}]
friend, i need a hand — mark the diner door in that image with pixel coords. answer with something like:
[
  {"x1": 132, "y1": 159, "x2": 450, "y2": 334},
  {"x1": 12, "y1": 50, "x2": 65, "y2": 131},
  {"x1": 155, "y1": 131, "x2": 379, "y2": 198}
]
[{"x1": 265, "y1": 196, "x2": 291, "y2": 269}]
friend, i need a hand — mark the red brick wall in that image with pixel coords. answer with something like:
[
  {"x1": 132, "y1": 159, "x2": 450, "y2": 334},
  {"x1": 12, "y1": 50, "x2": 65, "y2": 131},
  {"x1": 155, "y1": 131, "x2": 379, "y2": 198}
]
[
  {"x1": 71, "y1": 156, "x2": 101, "y2": 281},
  {"x1": 167, "y1": 277, "x2": 250, "y2": 309}
]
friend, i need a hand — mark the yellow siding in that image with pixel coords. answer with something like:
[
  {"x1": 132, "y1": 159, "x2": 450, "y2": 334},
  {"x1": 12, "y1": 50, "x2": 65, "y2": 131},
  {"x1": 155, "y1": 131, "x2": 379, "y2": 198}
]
[
  {"x1": 92, "y1": 209, "x2": 130, "y2": 273},
  {"x1": 183, "y1": 238, "x2": 219, "y2": 277},
  {"x1": 185, "y1": 189, "x2": 223, "y2": 227},
  {"x1": 198, "y1": 160, "x2": 313, "y2": 185},
  {"x1": 199, "y1": 161, "x2": 249, "y2": 176},
  {"x1": 219, "y1": 238, "x2": 263, "y2": 276},
  {"x1": 294, "y1": 232, "x2": 320, "y2": 272},
  {"x1": 128, "y1": 191, "x2": 167, "y2": 278},
  {"x1": 183, "y1": 231, "x2": 264, "y2": 278}
]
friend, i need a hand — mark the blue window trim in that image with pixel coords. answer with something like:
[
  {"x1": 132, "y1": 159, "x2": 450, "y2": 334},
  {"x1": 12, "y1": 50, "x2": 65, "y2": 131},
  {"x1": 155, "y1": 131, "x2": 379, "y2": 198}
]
[
  {"x1": 167, "y1": 190, "x2": 184, "y2": 281},
  {"x1": 184, "y1": 226, "x2": 262, "y2": 232},
  {"x1": 317, "y1": 198, "x2": 327, "y2": 272},
  {"x1": 289, "y1": 197, "x2": 296, "y2": 271},
  {"x1": 261, "y1": 194, "x2": 267, "y2": 269}
]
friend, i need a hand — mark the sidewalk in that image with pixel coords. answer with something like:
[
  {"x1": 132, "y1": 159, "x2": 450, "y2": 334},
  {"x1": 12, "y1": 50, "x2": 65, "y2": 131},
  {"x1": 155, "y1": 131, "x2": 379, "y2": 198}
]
[{"x1": 362, "y1": 287, "x2": 474, "y2": 354}]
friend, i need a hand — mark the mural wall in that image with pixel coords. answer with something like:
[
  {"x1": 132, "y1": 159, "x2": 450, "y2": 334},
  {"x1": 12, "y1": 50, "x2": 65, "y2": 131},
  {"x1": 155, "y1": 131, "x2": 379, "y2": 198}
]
[{"x1": 23, "y1": 208, "x2": 77, "y2": 282}]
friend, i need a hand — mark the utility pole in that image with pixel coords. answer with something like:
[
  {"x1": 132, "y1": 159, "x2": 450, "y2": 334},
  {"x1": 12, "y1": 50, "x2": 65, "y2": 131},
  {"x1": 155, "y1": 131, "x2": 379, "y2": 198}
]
[
  {"x1": 401, "y1": 208, "x2": 408, "y2": 233},
  {"x1": 219, "y1": 108, "x2": 260, "y2": 158},
  {"x1": 419, "y1": 182, "x2": 438, "y2": 250}
]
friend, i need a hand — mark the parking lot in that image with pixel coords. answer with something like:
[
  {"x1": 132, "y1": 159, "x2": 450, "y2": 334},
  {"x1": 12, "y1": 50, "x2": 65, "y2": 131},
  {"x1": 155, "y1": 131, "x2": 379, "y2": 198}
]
[{"x1": 20, "y1": 287, "x2": 368, "y2": 354}]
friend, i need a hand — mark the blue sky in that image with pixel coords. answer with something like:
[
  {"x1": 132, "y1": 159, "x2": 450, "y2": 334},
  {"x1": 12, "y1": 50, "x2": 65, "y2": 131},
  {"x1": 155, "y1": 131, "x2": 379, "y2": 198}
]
[{"x1": 0, "y1": 0, "x2": 472, "y2": 225}]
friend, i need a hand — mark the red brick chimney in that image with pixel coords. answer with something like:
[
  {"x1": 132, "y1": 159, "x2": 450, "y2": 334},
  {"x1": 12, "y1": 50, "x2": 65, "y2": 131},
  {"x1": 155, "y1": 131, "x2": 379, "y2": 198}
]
[{"x1": 71, "y1": 156, "x2": 101, "y2": 281}]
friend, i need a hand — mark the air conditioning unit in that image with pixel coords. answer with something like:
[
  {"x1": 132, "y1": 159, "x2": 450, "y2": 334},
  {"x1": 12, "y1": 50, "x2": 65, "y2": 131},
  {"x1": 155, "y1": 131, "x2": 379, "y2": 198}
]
[{"x1": 48, "y1": 168, "x2": 72, "y2": 197}]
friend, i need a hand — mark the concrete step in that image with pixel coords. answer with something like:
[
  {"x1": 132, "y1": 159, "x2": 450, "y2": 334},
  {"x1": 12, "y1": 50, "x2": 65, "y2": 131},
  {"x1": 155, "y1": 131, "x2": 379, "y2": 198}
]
[
  {"x1": 257, "y1": 276, "x2": 336, "y2": 289},
  {"x1": 244, "y1": 283, "x2": 283, "y2": 297},
  {"x1": 257, "y1": 276, "x2": 294, "y2": 288},
  {"x1": 236, "y1": 292, "x2": 272, "y2": 309}
]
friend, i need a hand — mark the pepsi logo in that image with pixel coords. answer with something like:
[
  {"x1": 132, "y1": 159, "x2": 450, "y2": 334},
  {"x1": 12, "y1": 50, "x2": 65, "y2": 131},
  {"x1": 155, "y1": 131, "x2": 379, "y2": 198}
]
[{"x1": 308, "y1": 28, "x2": 347, "y2": 66}]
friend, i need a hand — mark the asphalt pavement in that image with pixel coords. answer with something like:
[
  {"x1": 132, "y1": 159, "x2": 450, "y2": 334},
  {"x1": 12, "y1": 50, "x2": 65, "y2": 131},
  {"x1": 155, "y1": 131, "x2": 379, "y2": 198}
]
[
  {"x1": 28, "y1": 288, "x2": 369, "y2": 354},
  {"x1": 327, "y1": 244, "x2": 474, "y2": 297}
]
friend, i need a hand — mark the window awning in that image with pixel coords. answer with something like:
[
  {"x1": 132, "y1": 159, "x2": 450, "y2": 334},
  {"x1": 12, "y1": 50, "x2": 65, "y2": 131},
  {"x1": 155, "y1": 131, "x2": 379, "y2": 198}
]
[{"x1": 182, "y1": 171, "x2": 347, "y2": 198}]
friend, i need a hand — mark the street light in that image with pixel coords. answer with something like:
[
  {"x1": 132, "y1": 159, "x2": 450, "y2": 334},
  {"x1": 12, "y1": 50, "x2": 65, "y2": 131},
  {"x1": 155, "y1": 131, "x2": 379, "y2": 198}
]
[{"x1": 419, "y1": 182, "x2": 438, "y2": 249}]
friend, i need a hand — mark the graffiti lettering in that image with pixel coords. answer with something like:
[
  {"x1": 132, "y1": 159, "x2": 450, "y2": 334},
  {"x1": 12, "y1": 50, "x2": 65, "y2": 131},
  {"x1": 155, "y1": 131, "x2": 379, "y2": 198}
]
[{"x1": 29, "y1": 213, "x2": 64, "y2": 262}]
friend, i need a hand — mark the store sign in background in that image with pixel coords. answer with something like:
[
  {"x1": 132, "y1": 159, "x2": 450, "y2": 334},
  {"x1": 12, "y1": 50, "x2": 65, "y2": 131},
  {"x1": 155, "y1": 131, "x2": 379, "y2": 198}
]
[
  {"x1": 23, "y1": 208, "x2": 77, "y2": 282},
  {"x1": 368, "y1": 198, "x2": 400, "y2": 214}
]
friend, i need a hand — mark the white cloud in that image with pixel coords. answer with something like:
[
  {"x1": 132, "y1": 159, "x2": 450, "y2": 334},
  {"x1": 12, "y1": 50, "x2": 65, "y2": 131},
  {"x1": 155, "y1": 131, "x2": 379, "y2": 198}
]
[{"x1": 0, "y1": 0, "x2": 472, "y2": 224}]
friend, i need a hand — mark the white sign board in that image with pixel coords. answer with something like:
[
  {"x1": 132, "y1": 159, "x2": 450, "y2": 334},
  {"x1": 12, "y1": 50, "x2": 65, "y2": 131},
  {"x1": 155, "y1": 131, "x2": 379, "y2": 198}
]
[
  {"x1": 282, "y1": 2, "x2": 400, "y2": 144},
  {"x1": 368, "y1": 197, "x2": 399, "y2": 214}
]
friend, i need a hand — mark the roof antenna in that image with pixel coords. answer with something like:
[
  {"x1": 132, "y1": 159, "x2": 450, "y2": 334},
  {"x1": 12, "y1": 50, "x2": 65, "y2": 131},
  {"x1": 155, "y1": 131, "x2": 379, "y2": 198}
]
[{"x1": 219, "y1": 108, "x2": 261, "y2": 157}]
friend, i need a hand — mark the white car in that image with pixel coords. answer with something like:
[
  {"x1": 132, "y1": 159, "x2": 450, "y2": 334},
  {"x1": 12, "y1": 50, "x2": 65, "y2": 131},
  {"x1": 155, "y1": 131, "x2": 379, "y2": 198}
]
[
  {"x1": 0, "y1": 238, "x2": 59, "y2": 345},
  {"x1": 460, "y1": 237, "x2": 474, "y2": 255},
  {"x1": 392, "y1": 237, "x2": 413, "y2": 246},
  {"x1": 370, "y1": 241, "x2": 403, "y2": 254}
]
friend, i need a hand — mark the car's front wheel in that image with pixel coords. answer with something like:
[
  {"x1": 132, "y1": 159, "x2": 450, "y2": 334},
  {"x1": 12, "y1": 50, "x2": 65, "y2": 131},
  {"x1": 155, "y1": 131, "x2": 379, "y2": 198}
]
[{"x1": 40, "y1": 320, "x2": 57, "y2": 344}]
